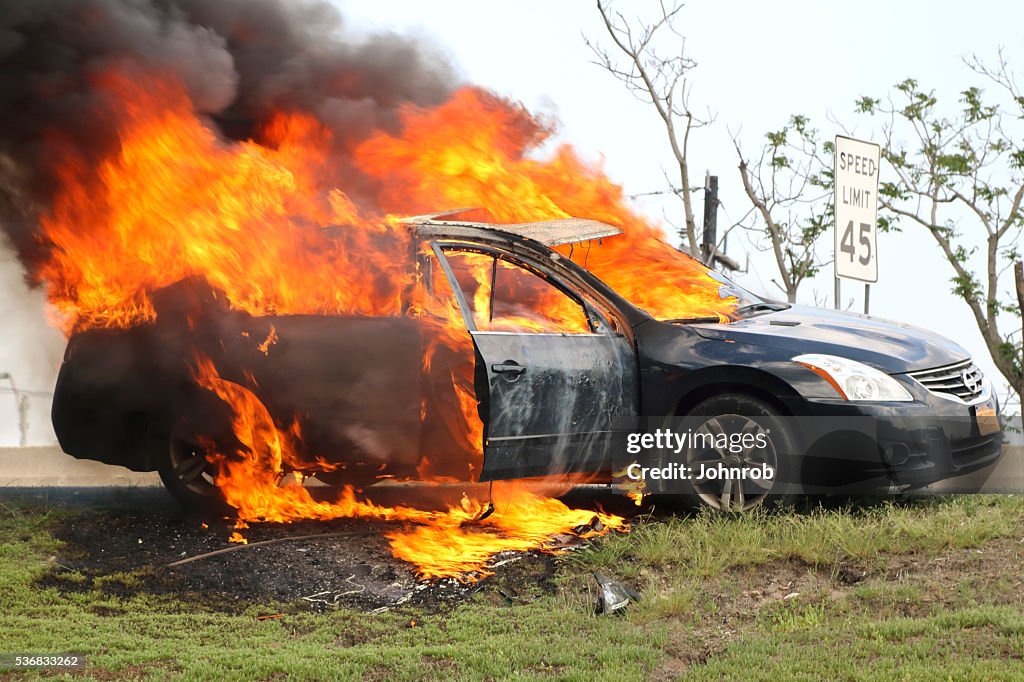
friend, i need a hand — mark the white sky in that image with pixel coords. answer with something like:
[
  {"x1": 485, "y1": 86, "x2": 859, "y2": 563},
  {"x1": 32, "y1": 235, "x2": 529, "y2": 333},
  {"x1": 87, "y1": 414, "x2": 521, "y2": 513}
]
[{"x1": 1, "y1": 0, "x2": 1022, "y2": 444}]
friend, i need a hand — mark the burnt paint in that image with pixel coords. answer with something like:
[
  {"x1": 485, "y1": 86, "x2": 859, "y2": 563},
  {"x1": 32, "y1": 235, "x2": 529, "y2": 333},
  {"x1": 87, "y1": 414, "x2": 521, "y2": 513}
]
[
  {"x1": 472, "y1": 331, "x2": 638, "y2": 480},
  {"x1": 52, "y1": 313, "x2": 430, "y2": 476}
]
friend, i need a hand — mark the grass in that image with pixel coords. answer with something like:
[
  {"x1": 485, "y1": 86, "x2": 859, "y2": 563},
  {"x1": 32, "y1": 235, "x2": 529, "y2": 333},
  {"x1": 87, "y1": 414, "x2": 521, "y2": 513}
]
[
  {"x1": 580, "y1": 495, "x2": 1024, "y2": 577},
  {"x1": 2, "y1": 495, "x2": 1024, "y2": 680}
]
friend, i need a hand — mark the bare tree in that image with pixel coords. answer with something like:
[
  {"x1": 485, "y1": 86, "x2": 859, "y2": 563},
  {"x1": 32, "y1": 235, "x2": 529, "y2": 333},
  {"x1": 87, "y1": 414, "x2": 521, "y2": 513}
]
[
  {"x1": 731, "y1": 115, "x2": 833, "y2": 303},
  {"x1": 586, "y1": 0, "x2": 712, "y2": 257},
  {"x1": 857, "y1": 55, "x2": 1024, "y2": 405}
]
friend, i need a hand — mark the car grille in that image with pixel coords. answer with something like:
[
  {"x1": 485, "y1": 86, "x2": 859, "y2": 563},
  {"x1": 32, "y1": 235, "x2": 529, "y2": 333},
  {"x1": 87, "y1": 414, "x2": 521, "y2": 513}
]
[{"x1": 908, "y1": 359, "x2": 985, "y2": 403}]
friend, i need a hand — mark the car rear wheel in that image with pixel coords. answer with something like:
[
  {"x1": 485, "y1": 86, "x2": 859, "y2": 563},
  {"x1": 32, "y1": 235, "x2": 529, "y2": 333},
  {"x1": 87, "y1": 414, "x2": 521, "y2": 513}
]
[
  {"x1": 157, "y1": 419, "x2": 226, "y2": 512},
  {"x1": 677, "y1": 393, "x2": 799, "y2": 512}
]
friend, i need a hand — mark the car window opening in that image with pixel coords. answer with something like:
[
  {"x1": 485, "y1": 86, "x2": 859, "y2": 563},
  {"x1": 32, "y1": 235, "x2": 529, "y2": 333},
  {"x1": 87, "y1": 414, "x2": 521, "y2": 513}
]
[{"x1": 436, "y1": 246, "x2": 594, "y2": 335}]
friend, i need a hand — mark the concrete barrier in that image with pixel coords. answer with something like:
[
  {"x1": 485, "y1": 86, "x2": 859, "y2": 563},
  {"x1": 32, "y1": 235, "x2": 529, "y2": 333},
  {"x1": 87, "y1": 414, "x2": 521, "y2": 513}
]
[{"x1": 0, "y1": 446, "x2": 160, "y2": 487}]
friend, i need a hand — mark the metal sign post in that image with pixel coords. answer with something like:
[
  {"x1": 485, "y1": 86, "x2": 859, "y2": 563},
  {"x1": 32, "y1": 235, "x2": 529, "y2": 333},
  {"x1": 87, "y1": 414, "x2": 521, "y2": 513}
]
[{"x1": 833, "y1": 135, "x2": 881, "y2": 313}]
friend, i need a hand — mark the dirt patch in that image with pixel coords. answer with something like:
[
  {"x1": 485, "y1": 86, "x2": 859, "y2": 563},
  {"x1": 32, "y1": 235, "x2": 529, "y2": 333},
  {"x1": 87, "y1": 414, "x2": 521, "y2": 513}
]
[
  {"x1": 853, "y1": 538, "x2": 1024, "y2": 615},
  {"x1": 645, "y1": 537, "x2": 1024, "y2": 679},
  {"x1": 693, "y1": 537, "x2": 1024, "y2": 632}
]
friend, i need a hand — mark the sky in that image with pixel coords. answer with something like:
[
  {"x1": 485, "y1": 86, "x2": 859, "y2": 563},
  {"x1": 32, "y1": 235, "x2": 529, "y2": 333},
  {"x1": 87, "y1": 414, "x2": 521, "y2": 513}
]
[{"x1": 1, "y1": 0, "x2": 1022, "y2": 444}]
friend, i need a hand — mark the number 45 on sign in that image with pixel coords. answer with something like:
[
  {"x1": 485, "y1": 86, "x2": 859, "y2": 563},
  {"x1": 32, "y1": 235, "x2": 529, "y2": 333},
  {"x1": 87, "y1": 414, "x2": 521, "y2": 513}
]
[{"x1": 840, "y1": 220, "x2": 872, "y2": 268}]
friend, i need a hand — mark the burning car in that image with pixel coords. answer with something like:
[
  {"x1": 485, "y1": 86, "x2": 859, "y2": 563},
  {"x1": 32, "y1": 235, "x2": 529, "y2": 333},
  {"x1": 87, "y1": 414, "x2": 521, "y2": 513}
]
[{"x1": 51, "y1": 212, "x2": 1003, "y2": 512}]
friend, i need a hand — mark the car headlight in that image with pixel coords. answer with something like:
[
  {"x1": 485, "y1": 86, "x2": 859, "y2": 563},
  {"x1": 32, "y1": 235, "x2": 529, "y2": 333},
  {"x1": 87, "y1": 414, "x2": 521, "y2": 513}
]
[{"x1": 793, "y1": 353, "x2": 913, "y2": 402}]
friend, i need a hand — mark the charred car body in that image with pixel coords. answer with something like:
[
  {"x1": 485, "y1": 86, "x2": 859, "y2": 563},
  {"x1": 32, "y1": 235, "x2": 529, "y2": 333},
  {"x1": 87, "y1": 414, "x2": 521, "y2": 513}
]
[{"x1": 52, "y1": 215, "x2": 1003, "y2": 511}]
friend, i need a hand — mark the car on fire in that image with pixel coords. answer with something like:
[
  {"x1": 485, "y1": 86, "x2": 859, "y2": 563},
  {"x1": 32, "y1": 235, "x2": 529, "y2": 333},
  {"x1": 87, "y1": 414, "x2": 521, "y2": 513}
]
[{"x1": 51, "y1": 212, "x2": 1003, "y2": 511}]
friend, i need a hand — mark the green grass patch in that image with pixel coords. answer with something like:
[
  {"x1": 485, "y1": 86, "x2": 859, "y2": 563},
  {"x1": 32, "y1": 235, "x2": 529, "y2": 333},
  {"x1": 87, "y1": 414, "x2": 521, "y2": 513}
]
[
  {"x1": 2, "y1": 494, "x2": 1024, "y2": 680},
  {"x1": 579, "y1": 496, "x2": 1024, "y2": 577}
]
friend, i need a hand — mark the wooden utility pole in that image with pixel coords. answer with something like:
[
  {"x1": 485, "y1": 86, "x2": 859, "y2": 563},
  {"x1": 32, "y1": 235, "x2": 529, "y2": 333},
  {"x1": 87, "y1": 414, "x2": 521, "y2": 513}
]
[{"x1": 701, "y1": 173, "x2": 718, "y2": 265}]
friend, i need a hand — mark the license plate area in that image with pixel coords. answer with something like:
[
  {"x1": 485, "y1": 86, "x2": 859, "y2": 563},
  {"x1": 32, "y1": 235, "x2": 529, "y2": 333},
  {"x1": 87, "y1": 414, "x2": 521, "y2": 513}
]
[{"x1": 976, "y1": 402, "x2": 999, "y2": 435}]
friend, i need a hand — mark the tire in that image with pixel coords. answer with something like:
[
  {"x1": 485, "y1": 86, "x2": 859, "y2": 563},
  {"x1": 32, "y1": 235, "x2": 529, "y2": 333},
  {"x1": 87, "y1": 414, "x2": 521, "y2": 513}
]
[
  {"x1": 156, "y1": 415, "x2": 229, "y2": 513},
  {"x1": 674, "y1": 393, "x2": 800, "y2": 512},
  {"x1": 154, "y1": 387, "x2": 240, "y2": 513}
]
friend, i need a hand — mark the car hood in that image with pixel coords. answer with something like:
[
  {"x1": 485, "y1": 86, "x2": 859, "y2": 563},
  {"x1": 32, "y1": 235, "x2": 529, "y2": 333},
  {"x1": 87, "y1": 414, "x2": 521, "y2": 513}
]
[{"x1": 690, "y1": 305, "x2": 969, "y2": 373}]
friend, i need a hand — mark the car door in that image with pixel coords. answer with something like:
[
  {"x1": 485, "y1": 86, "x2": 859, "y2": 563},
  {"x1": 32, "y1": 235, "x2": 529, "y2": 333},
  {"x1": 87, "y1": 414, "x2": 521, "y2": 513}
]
[{"x1": 432, "y1": 243, "x2": 639, "y2": 480}]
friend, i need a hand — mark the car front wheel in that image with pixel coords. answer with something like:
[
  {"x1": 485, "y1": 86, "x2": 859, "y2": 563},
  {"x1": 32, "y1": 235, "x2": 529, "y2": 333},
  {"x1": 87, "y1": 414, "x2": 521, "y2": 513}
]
[{"x1": 677, "y1": 393, "x2": 799, "y2": 512}]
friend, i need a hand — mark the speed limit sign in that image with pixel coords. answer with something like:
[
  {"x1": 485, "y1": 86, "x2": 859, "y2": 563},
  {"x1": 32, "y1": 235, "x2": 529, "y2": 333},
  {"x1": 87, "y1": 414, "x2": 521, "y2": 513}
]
[{"x1": 834, "y1": 136, "x2": 880, "y2": 283}]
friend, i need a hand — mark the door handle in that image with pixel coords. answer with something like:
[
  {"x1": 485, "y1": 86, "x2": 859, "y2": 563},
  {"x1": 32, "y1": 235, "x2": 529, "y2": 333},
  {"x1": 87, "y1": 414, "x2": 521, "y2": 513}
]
[{"x1": 491, "y1": 362, "x2": 526, "y2": 376}]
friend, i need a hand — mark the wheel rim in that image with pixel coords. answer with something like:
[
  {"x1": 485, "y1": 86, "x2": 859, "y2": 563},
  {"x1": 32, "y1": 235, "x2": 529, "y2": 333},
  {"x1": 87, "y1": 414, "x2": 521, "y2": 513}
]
[
  {"x1": 685, "y1": 413, "x2": 778, "y2": 512},
  {"x1": 168, "y1": 432, "x2": 220, "y2": 497}
]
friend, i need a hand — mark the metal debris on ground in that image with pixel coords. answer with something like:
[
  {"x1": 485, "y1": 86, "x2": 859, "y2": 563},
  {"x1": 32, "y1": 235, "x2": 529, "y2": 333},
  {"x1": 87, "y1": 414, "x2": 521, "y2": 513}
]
[
  {"x1": 301, "y1": 590, "x2": 341, "y2": 607},
  {"x1": 571, "y1": 515, "x2": 605, "y2": 536},
  {"x1": 547, "y1": 533, "x2": 585, "y2": 550},
  {"x1": 369, "y1": 589, "x2": 415, "y2": 614},
  {"x1": 593, "y1": 572, "x2": 640, "y2": 615}
]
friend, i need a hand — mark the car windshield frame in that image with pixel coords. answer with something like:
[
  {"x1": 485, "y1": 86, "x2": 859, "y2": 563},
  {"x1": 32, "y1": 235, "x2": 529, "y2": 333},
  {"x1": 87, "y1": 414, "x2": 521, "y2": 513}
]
[{"x1": 412, "y1": 220, "x2": 782, "y2": 326}]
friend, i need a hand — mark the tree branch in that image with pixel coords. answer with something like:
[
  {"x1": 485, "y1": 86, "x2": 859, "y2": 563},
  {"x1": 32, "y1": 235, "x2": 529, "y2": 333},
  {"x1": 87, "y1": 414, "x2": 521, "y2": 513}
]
[{"x1": 590, "y1": 0, "x2": 703, "y2": 256}]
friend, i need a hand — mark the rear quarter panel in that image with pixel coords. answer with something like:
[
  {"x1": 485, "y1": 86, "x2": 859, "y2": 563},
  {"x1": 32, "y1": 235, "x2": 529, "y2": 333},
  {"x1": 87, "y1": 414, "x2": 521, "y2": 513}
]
[{"x1": 53, "y1": 314, "x2": 428, "y2": 474}]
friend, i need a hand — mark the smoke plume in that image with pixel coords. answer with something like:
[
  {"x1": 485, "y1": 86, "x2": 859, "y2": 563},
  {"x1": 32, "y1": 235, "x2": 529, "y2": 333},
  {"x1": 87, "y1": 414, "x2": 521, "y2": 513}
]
[{"x1": 0, "y1": 0, "x2": 457, "y2": 271}]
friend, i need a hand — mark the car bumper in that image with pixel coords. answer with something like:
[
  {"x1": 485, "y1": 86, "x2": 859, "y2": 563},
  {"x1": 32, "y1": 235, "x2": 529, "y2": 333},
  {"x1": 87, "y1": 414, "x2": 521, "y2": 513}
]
[{"x1": 802, "y1": 389, "x2": 1003, "y2": 491}]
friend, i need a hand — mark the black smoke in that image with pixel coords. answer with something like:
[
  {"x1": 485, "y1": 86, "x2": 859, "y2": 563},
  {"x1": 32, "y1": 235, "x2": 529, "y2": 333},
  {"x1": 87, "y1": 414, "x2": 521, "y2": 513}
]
[{"x1": 0, "y1": 0, "x2": 457, "y2": 269}]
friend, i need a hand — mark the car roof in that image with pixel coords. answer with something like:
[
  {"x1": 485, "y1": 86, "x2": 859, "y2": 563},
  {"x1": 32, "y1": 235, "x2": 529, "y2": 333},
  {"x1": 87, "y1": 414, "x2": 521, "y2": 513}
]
[{"x1": 399, "y1": 209, "x2": 623, "y2": 247}]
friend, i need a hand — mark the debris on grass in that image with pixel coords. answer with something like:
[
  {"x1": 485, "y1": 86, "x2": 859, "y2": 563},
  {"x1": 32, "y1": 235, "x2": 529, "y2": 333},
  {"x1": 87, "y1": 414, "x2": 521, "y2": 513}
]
[{"x1": 593, "y1": 571, "x2": 640, "y2": 615}]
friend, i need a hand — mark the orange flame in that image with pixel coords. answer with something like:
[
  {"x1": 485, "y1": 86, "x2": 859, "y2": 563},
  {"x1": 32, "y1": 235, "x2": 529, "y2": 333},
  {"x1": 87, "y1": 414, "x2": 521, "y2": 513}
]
[
  {"x1": 36, "y1": 69, "x2": 736, "y2": 579},
  {"x1": 40, "y1": 76, "x2": 731, "y2": 331},
  {"x1": 356, "y1": 88, "x2": 733, "y2": 322},
  {"x1": 39, "y1": 72, "x2": 411, "y2": 331},
  {"x1": 194, "y1": 354, "x2": 623, "y2": 579}
]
